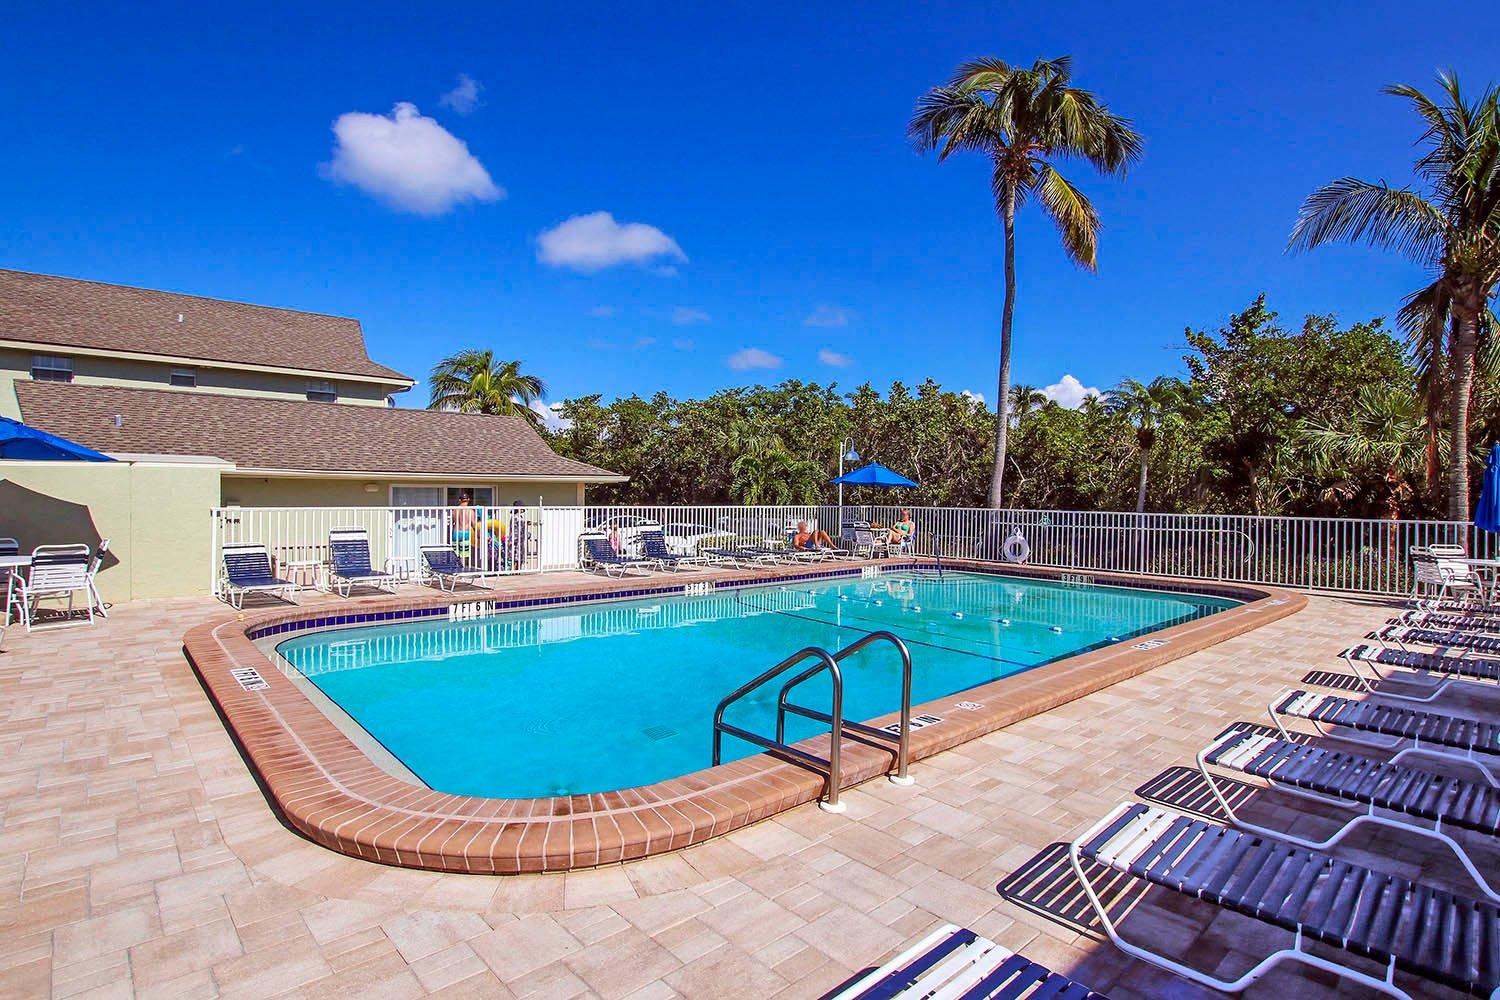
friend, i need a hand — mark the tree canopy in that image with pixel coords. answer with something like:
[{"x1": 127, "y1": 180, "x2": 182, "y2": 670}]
[{"x1": 547, "y1": 296, "x2": 1482, "y2": 520}]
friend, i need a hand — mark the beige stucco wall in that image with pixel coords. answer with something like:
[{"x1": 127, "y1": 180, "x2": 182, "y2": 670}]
[
  {"x1": 0, "y1": 347, "x2": 402, "y2": 417},
  {"x1": 0, "y1": 459, "x2": 226, "y2": 601},
  {"x1": 221, "y1": 476, "x2": 586, "y2": 507}
]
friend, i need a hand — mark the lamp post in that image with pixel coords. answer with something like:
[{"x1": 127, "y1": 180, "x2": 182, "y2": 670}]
[{"x1": 837, "y1": 438, "x2": 859, "y2": 530}]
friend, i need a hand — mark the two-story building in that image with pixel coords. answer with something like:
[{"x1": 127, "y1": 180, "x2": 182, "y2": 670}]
[{"x1": 0, "y1": 268, "x2": 623, "y2": 600}]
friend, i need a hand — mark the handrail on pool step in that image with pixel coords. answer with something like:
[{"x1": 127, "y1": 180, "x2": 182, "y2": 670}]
[{"x1": 711, "y1": 630, "x2": 915, "y2": 812}]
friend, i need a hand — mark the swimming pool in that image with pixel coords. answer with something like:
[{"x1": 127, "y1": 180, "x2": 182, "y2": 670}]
[{"x1": 273, "y1": 571, "x2": 1236, "y2": 798}]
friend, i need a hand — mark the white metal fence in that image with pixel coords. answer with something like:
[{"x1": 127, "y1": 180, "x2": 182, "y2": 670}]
[{"x1": 210, "y1": 502, "x2": 1498, "y2": 598}]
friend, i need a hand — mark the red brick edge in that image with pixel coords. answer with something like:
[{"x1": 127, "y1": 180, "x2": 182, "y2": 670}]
[{"x1": 181, "y1": 560, "x2": 1306, "y2": 873}]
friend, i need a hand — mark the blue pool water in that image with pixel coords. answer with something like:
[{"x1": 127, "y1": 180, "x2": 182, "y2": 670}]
[{"x1": 274, "y1": 571, "x2": 1235, "y2": 797}]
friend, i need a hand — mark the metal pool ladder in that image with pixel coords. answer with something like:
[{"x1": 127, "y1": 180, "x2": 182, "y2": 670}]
[{"x1": 711, "y1": 630, "x2": 914, "y2": 813}]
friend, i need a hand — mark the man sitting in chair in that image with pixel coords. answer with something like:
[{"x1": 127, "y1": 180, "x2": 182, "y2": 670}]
[{"x1": 792, "y1": 521, "x2": 838, "y2": 550}]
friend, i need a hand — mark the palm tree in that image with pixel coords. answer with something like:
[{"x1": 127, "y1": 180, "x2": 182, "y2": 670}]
[
  {"x1": 1300, "y1": 384, "x2": 1428, "y2": 533},
  {"x1": 910, "y1": 56, "x2": 1142, "y2": 508},
  {"x1": 427, "y1": 350, "x2": 548, "y2": 429},
  {"x1": 1289, "y1": 72, "x2": 1500, "y2": 519},
  {"x1": 1007, "y1": 384, "x2": 1048, "y2": 426},
  {"x1": 1104, "y1": 377, "x2": 1185, "y2": 512},
  {"x1": 728, "y1": 424, "x2": 820, "y2": 504}
]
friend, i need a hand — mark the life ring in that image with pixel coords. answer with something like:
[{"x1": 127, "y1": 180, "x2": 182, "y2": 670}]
[{"x1": 1001, "y1": 531, "x2": 1031, "y2": 564}]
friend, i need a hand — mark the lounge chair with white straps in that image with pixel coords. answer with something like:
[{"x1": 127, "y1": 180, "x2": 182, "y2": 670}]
[
  {"x1": 1339, "y1": 640, "x2": 1500, "y2": 703},
  {"x1": 829, "y1": 923, "x2": 1108, "y2": 1000},
  {"x1": 1271, "y1": 688, "x2": 1500, "y2": 786},
  {"x1": 14, "y1": 544, "x2": 98, "y2": 630},
  {"x1": 1372, "y1": 623, "x2": 1500, "y2": 657},
  {"x1": 1071, "y1": 801, "x2": 1500, "y2": 998},
  {"x1": 1410, "y1": 545, "x2": 1482, "y2": 607},
  {"x1": 1199, "y1": 727, "x2": 1500, "y2": 902}
]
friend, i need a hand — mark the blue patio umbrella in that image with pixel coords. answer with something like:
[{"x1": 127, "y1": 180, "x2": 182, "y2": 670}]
[
  {"x1": 1476, "y1": 444, "x2": 1500, "y2": 533},
  {"x1": 829, "y1": 462, "x2": 918, "y2": 488},
  {"x1": 0, "y1": 416, "x2": 114, "y2": 462}
]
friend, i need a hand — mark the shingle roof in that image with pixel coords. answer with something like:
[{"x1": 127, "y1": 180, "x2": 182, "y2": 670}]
[
  {"x1": 15, "y1": 381, "x2": 623, "y2": 480},
  {"x1": 0, "y1": 269, "x2": 413, "y2": 383}
]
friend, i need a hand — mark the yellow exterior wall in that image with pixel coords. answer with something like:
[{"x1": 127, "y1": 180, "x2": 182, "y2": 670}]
[
  {"x1": 0, "y1": 347, "x2": 401, "y2": 416},
  {"x1": 0, "y1": 459, "x2": 226, "y2": 601},
  {"x1": 221, "y1": 476, "x2": 586, "y2": 508}
]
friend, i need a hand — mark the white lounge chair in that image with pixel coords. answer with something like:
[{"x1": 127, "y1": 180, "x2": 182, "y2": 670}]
[
  {"x1": 829, "y1": 923, "x2": 1108, "y2": 999},
  {"x1": 1410, "y1": 545, "x2": 1480, "y2": 606},
  {"x1": 1072, "y1": 801, "x2": 1500, "y2": 998},
  {"x1": 15, "y1": 544, "x2": 97, "y2": 630},
  {"x1": 1199, "y1": 727, "x2": 1500, "y2": 902},
  {"x1": 328, "y1": 528, "x2": 400, "y2": 597}
]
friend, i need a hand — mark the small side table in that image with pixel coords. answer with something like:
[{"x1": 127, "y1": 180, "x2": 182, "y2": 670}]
[
  {"x1": 385, "y1": 555, "x2": 422, "y2": 583},
  {"x1": 282, "y1": 559, "x2": 325, "y2": 593}
]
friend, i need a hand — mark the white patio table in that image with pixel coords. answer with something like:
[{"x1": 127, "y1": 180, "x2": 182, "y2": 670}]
[
  {"x1": 2, "y1": 554, "x2": 33, "y2": 628},
  {"x1": 1459, "y1": 556, "x2": 1500, "y2": 605}
]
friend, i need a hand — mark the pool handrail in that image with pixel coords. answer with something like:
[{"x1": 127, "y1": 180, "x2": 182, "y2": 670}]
[
  {"x1": 712, "y1": 629, "x2": 917, "y2": 811},
  {"x1": 712, "y1": 645, "x2": 847, "y2": 810},
  {"x1": 774, "y1": 630, "x2": 914, "y2": 785}
]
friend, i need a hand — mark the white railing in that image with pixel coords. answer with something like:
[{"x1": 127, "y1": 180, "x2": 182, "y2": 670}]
[
  {"x1": 587, "y1": 504, "x2": 1496, "y2": 596},
  {"x1": 210, "y1": 502, "x2": 1498, "y2": 598}
]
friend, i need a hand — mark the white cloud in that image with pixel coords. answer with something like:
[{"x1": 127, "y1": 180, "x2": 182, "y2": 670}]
[
  {"x1": 817, "y1": 348, "x2": 853, "y2": 367},
  {"x1": 727, "y1": 347, "x2": 782, "y2": 371},
  {"x1": 588, "y1": 305, "x2": 617, "y2": 318},
  {"x1": 961, "y1": 389, "x2": 986, "y2": 405},
  {"x1": 672, "y1": 338, "x2": 695, "y2": 350},
  {"x1": 804, "y1": 304, "x2": 852, "y2": 328},
  {"x1": 1041, "y1": 374, "x2": 1102, "y2": 409},
  {"x1": 536, "y1": 212, "x2": 685, "y2": 272},
  {"x1": 672, "y1": 307, "x2": 711, "y2": 326},
  {"x1": 323, "y1": 103, "x2": 502, "y2": 215},
  {"x1": 439, "y1": 74, "x2": 482, "y2": 115},
  {"x1": 529, "y1": 400, "x2": 571, "y2": 432}
]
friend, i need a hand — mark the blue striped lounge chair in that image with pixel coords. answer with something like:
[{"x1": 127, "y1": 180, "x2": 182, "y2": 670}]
[
  {"x1": 639, "y1": 531, "x2": 702, "y2": 572},
  {"x1": 421, "y1": 545, "x2": 491, "y2": 592},
  {"x1": 582, "y1": 536, "x2": 655, "y2": 578},
  {"x1": 1271, "y1": 688, "x2": 1500, "y2": 786},
  {"x1": 328, "y1": 527, "x2": 400, "y2": 598},
  {"x1": 1071, "y1": 801, "x2": 1500, "y2": 997},
  {"x1": 221, "y1": 543, "x2": 296, "y2": 610},
  {"x1": 1199, "y1": 727, "x2": 1500, "y2": 902},
  {"x1": 1340, "y1": 639, "x2": 1500, "y2": 703},
  {"x1": 828, "y1": 923, "x2": 1107, "y2": 999}
]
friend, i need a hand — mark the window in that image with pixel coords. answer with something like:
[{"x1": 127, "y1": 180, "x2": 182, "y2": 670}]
[
  {"x1": 169, "y1": 368, "x2": 196, "y2": 387},
  {"x1": 306, "y1": 380, "x2": 337, "y2": 403},
  {"x1": 31, "y1": 355, "x2": 73, "y2": 382}
]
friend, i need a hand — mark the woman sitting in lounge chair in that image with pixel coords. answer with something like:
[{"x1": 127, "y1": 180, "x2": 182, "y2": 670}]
[{"x1": 887, "y1": 510, "x2": 915, "y2": 548}]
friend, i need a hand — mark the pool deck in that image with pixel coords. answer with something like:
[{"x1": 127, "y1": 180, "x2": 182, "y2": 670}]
[{"x1": 0, "y1": 574, "x2": 1486, "y2": 998}]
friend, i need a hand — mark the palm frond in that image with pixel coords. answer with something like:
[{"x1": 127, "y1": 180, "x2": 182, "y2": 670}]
[
  {"x1": 1034, "y1": 164, "x2": 1100, "y2": 269},
  {"x1": 1287, "y1": 178, "x2": 1447, "y2": 263}
]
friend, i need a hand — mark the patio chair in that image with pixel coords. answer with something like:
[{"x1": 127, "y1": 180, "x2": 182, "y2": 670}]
[
  {"x1": 1198, "y1": 727, "x2": 1500, "y2": 902},
  {"x1": 828, "y1": 923, "x2": 1109, "y2": 1000},
  {"x1": 1338, "y1": 640, "x2": 1500, "y2": 703},
  {"x1": 851, "y1": 526, "x2": 889, "y2": 559},
  {"x1": 15, "y1": 544, "x2": 96, "y2": 630},
  {"x1": 581, "y1": 536, "x2": 655, "y2": 578},
  {"x1": 220, "y1": 543, "x2": 297, "y2": 609},
  {"x1": 327, "y1": 527, "x2": 400, "y2": 598},
  {"x1": 421, "y1": 545, "x2": 492, "y2": 592},
  {"x1": 639, "y1": 530, "x2": 702, "y2": 572},
  {"x1": 0, "y1": 538, "x2": 17, "y2": 556},
  {"x1": 1070, "y1": 801, "x2": 1500, "y2": 998},
  {"x1": 1271, "y1": 688, "x2": 1500, "y2": 786},
  {"x1": 1410, "y1": 547, "x2": 1480, "y2": 606}
]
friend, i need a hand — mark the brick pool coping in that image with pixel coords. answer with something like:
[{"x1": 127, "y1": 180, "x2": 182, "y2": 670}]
[{"x1": 181, "y1": 559, "x2": 1305, "y2": 873}]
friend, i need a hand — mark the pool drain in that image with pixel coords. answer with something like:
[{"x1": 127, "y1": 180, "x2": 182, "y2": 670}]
[{"x1": 641, "y1": 724, "x2": 677, "y2": 742}]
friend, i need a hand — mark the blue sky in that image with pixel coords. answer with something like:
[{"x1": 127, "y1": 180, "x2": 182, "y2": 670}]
[{"x1": 2, "y1": 2, "x2": 1497, "y2": 418}]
